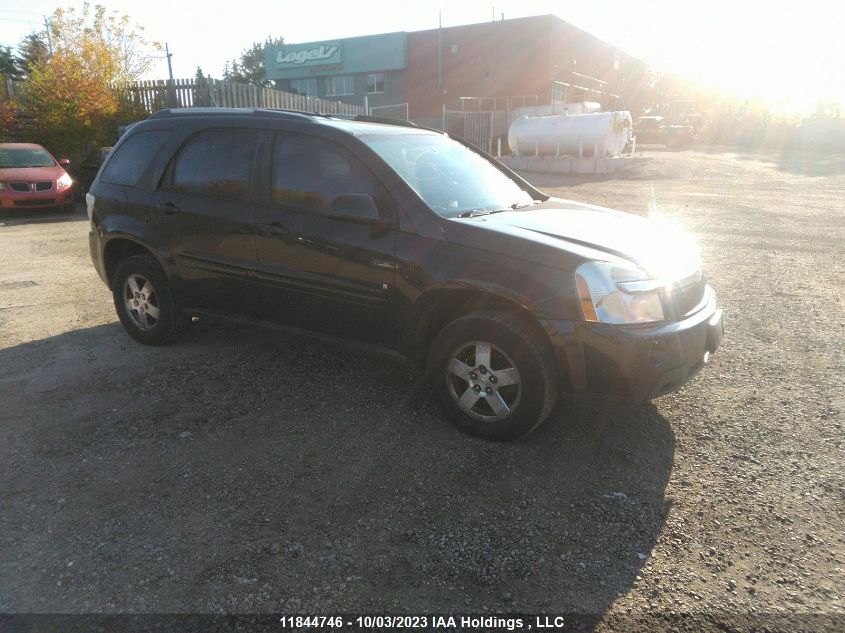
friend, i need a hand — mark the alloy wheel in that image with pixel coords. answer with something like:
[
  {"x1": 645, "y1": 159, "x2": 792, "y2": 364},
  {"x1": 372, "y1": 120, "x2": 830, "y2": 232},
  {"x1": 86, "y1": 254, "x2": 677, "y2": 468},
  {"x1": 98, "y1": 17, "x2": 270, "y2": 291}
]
[
  {"x1": 123, "y1": 274, "x2": 160, "y2": 331},
  {"x1": 446, "y1": 340, "x2": 522, "y2": 421}
]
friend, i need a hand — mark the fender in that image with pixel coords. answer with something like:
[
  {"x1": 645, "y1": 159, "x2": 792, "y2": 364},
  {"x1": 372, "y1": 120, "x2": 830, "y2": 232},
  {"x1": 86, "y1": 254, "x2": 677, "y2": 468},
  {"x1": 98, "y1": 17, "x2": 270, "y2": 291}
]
[
  {"x1": 416, "y1": 277, "x2": 575, "y2": 323},
  {"x1": 425, "y1": 279, "x2": 542, "y2": 315},
  {"x1": 99, "y1": 214, "x2": 177, "y2": 282},
  {"x1": 402, "y1": 279, "x2": 574, "y2": 357}
]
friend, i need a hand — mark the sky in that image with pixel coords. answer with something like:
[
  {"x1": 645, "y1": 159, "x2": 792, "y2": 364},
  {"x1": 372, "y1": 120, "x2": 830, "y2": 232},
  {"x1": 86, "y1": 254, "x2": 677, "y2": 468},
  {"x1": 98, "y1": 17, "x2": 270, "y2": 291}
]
[{"x1": 1, "y1": 0, "x2": 843, "y2": 114}]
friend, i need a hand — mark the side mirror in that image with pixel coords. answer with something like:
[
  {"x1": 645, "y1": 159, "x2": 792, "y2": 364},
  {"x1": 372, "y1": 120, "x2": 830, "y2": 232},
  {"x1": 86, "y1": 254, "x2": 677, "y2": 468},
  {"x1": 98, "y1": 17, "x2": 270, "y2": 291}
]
[
  {"x1": 59, "y1": 158, "x2": 71, "y2": 166},
  {"x1": 329, "y1": 193, "x2": 380, "y2": 222}
]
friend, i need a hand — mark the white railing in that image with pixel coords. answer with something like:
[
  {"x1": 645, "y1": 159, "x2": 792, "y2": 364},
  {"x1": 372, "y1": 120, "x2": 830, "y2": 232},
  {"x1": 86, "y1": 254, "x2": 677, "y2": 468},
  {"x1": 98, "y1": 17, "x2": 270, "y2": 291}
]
[{"x1": 368, "y1": 102, "x2": 409, "y2": 121}]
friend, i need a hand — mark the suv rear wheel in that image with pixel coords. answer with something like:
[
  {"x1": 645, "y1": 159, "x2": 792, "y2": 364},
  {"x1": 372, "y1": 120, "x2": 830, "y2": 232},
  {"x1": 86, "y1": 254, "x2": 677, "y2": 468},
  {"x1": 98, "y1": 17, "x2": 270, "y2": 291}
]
[
  {"x1": 427, "y1": 310, "x2": 558, "y2": 440},
  {"x1": 112, "y1": 254, "x2": 191, "y2": 345}
]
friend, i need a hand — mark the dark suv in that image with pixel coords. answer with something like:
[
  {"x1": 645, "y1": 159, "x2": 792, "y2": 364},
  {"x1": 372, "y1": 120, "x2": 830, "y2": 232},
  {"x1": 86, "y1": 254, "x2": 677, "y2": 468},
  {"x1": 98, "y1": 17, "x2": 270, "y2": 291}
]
[{"x1": 88, "y1": 108, "x2": 723, "y2": 440}]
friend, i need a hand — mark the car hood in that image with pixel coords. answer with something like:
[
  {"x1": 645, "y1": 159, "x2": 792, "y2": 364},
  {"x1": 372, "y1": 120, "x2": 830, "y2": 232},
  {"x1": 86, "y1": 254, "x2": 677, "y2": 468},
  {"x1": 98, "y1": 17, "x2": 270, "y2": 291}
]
[
  {"x1": 0, "y1": 165, "x2": 63, "y2": 181},
  {"x1": 445, "y1": 197, "x2": 701, "y2": 279}
]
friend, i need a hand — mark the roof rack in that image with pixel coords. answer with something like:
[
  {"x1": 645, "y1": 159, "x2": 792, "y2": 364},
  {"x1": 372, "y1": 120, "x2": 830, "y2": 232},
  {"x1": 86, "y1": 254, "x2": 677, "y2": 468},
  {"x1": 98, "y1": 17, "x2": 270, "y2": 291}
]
[
  {"x1": 350, "y1": 115, "x2": 420, "y2": 129},
  {"x1": 332, "y1": 114, "x2": 443, "y2": 134},
  {"x1": 146, "y1": 108, "x2": 445, "y2": 134},
  {"x1": 149, "y1": 107, "x2": 318, "y2": 121}
]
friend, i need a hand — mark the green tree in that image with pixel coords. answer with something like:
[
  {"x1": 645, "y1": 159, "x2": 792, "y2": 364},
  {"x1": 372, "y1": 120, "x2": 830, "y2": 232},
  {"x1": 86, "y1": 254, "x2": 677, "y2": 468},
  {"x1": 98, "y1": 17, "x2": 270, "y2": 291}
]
[
  {"x1": 16, "y1": 33, "x2": 51, "y2": 79},
  {"x1": 223, "y1": 36, "x2": 283, "y2": 87},
  {"x1": 192, "y1": 65, "x2": 212, "y2": 106},
  {"x1": 0, "y1": 46, "x2": 24, "y2": 81},
  {"x1": 20, "y1": 3, "x2": 158, "y2": 157}
]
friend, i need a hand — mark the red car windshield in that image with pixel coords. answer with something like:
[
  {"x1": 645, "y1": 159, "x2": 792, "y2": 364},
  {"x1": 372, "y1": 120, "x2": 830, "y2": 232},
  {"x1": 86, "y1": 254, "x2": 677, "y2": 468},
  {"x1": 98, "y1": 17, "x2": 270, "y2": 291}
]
[{"x1": 0, "y1": 148, "x2": 55, "y2": 168}]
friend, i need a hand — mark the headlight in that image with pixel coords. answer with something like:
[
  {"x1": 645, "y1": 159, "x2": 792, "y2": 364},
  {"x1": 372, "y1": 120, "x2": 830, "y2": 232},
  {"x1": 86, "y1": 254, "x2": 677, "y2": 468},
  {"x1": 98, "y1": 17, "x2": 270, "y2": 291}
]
[
  {"x1": 575, "y1": 261, "x2": 665, "y2": 324},
  {"x1": 57, "y1": 173, "x2": 72, "y2": 189}
]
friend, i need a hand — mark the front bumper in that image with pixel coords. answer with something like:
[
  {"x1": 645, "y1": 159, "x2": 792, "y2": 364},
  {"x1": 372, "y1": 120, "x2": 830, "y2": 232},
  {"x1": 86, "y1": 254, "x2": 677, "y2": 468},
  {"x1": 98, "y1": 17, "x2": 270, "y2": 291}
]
[
  {"x1": 543, "y1": 286, "x2": 724, "y2": 400},
  {"x1": 89, "y1": 229, "x2": 108, "y2": 285},
  {"x1": 0, "y1": 188, "x2": 73, "y2": 209}
]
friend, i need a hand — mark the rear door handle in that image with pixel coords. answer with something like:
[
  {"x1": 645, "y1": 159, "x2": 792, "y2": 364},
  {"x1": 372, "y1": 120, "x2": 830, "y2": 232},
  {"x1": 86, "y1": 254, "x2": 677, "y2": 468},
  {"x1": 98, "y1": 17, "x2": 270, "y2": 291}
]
[{"x1": 157, "y1": 202, "x2": 180, "y2": 215}]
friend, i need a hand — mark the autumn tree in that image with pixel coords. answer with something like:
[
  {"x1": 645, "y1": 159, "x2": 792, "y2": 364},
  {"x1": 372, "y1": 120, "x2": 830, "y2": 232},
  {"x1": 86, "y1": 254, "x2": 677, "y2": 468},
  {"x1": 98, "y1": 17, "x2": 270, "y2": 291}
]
[
  {"x1": 223, "y1": 36, "x2": 284, "y2": 87},
  {"x1": 0, "y1": 102, "x2": 20, "y2": 140},
  {"x1": 20, "y1": 3, "x2": 158, "y2": 157}
]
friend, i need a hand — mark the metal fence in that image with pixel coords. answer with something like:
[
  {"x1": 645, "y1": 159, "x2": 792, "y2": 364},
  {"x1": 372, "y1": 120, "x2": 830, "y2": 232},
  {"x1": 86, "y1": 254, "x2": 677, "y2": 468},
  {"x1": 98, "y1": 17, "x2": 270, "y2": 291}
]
[
  {"x1": 368, "y1": 102, "x2": 409, "y2": 121},
  {"x1": 443, "y1": 110, "x2": 492, "y2": 152},
  {"x1": 442, "y1": 109, "x2": 515, "y2": 154}
]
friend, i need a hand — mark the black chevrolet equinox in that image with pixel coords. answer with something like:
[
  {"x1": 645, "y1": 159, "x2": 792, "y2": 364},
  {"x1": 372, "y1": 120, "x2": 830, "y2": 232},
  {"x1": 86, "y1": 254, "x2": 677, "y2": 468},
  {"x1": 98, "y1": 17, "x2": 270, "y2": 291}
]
[{"x1": 88, "y1": 108, "x2": 723, "y2": 440}]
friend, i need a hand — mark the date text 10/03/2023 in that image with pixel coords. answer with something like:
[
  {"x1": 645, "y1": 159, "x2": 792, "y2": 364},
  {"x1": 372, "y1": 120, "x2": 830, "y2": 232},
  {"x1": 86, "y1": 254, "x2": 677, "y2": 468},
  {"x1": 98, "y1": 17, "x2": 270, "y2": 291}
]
[{"x1": 278, "y1": 615, "x2": 574, "y2": 630}]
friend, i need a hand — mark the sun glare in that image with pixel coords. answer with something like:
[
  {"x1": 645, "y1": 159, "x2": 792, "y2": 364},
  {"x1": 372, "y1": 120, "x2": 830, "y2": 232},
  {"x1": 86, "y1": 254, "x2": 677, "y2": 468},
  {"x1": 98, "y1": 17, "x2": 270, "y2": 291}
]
[{"x1": 596, "y1": 0, "x2": 845, "y2": 115}]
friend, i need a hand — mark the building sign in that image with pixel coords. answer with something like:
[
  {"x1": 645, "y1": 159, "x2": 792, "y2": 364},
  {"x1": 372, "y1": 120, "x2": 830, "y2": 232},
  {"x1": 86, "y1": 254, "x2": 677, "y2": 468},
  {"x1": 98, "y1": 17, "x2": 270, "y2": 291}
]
[
  {"x1": 274, "y1": 43, "x2": 342, "y2": 69},
  {"x1": 265, "y1": 33, "x2": 405, "y2": 81}
]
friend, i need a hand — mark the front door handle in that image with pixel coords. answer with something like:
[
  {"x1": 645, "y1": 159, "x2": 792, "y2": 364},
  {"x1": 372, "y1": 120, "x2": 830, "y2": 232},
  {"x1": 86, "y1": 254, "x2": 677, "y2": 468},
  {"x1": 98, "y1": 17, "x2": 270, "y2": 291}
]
[
  {"x1": 157, "y1": 202, "x2": 180, "y2": 215},
  {"x1": 258, "y1": 221, "x2": 290, "y2": 237}
]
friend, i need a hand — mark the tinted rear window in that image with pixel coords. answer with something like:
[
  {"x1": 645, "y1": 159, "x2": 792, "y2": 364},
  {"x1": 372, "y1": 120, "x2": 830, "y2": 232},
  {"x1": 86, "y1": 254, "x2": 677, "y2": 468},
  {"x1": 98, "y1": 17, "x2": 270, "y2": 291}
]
[
  {"x1": 169, "y1": 129, "x2": 258, "y2": 200},
  {"x1": 100, "y1": 131, "x2": 170, "y2": 186}
]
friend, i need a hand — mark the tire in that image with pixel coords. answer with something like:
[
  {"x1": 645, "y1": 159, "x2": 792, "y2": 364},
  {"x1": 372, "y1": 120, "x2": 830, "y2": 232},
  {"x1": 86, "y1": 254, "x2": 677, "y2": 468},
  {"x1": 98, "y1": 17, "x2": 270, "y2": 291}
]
[
  {"x1": 427, "y1": 310, "x2": 558, "y2": 440},
  {"x1": 665, "y1": 135, "x2": 686, "y2": 150},
  {"x1": 112, "y1": 254, "x2": 191, "y2": 345}
]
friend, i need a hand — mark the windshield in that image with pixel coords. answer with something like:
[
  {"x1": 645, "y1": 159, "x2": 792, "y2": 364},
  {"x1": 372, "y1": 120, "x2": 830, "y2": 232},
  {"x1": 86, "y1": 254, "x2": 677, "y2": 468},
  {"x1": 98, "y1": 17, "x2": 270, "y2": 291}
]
[
  {"x1": 360, "y1": 132, "x2": 535, "y2": 217},
  {"x1": 0, "y1": 148, "x2": 55, "y2": 169}
]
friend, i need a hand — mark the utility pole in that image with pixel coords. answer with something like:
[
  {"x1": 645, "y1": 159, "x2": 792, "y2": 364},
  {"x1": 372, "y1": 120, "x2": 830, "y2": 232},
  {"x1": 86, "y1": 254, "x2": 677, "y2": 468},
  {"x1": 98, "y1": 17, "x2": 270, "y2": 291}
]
[
  {"x1": 165, "y1": 43, "x2": 175, "y2": 107},
  {"x1": 437, "y1": 10, "x2": 442, "y2": 87},
  {"x1": 165, "y1": 43, "x2": 175, "y2": 82}
]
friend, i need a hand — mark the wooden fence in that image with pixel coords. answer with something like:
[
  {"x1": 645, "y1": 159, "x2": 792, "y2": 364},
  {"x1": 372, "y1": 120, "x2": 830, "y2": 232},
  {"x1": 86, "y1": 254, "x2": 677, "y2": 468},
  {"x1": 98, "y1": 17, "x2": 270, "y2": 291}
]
[{"x1": 119, "y1": 78, "x2": 367, "y2": 116}]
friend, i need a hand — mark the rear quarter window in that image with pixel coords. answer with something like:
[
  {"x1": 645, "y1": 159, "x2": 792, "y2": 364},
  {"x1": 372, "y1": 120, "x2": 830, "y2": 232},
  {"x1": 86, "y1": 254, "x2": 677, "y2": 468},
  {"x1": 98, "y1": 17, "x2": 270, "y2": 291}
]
[{"x1": 100, "y1": 130, "x2": 170, "y2": 186}]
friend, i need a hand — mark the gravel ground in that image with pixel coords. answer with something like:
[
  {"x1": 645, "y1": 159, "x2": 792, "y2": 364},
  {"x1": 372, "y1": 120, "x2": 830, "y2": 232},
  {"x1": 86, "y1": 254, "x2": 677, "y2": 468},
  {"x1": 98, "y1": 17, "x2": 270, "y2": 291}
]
[{"x1": 0, "y1": 149, "x2": 843, "y2": 630}]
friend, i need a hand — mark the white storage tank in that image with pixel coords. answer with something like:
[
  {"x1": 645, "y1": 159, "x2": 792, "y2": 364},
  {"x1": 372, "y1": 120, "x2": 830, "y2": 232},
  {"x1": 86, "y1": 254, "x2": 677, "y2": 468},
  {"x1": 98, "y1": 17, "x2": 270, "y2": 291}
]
[
  {"x1": 511, "y1": 101, "x2": 602, "y2": 118},
  {"x1": 508, "y1": 111, "x2": 633, "y2": 157}
]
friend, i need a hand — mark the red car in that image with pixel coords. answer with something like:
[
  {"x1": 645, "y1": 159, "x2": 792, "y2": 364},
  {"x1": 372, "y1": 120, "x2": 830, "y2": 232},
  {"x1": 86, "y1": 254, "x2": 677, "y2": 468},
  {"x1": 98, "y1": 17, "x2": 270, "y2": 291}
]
[{"x1": 0, "y1": 143, "x2": 74, "y2": 212}]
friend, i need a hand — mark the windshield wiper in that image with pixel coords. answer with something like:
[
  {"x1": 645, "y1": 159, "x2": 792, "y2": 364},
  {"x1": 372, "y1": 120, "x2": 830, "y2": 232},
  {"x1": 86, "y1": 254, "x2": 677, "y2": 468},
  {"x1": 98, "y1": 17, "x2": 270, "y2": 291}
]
[
  {"x1": 457, "y1": 199, "x2": 542, "y2": 218},
  {"x1": 458, "y1": 209, "x2": 494, "y2": 218},
  {"x1": 513, "y1": 200, "x2": 542, "y2": 209}
]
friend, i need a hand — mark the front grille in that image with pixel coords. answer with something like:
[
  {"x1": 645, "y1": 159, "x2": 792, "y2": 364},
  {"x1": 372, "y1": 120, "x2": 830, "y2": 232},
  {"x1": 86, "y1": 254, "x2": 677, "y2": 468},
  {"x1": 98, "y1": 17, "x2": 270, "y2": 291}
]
[
  {"x1": 9, "y1": 182, "x2": 29, "y2": 192},
  {"x1": 665, "y1": 273, "x2": 706, "y2": 318},
  {"x1": 35, "y1": 181, "x2": 53, "y2": 191},
  {"x1": 13, "y1": 198, "x2": 54, "y2": 207}
]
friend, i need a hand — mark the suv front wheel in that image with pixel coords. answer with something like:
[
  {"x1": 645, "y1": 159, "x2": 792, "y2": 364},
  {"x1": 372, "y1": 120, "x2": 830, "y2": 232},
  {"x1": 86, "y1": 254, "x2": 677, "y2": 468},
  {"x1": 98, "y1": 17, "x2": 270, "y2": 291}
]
[
  {"x1": 112, "y1": 254, "x2": 191, "y2": 345},
  {"x1": 427, "y1": 310, "x2": 558, "y2": 440}
]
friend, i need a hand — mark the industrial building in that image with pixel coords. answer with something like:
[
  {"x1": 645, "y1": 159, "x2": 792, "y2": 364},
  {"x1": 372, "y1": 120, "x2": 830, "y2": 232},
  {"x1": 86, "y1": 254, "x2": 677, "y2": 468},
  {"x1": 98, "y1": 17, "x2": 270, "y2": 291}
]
[{"x1": 263, "y1": 14, "x2": 649, "y2": 123}]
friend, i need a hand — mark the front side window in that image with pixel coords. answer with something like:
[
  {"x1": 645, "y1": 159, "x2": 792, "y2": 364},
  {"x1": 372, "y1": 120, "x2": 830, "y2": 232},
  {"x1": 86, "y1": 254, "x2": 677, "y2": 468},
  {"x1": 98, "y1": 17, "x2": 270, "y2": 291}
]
[
  {"x1": 360, "y1": 132, "x2": 534, "y2": 217},
  {"x1": 324, "y1": 75, "x2": 355, "y2": 96},
  {"x1": 271, "y1": 133, "x2": 381, "y2": 218},
  {"x1": 168, "y1": 129, "x2": 258, "y2": 200},
  {"x1": 101, "y1": 131, "x2": 170, "y2": 186},
  {"x1": 290, "y1": 78, "x2": 318, "y2": 96},
  {"x1": 366, "y1": 73, "x2": 384, "y2": 94},
  {"x1": 0, "y1": 147, "x2": 55, "y2": 168}
]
